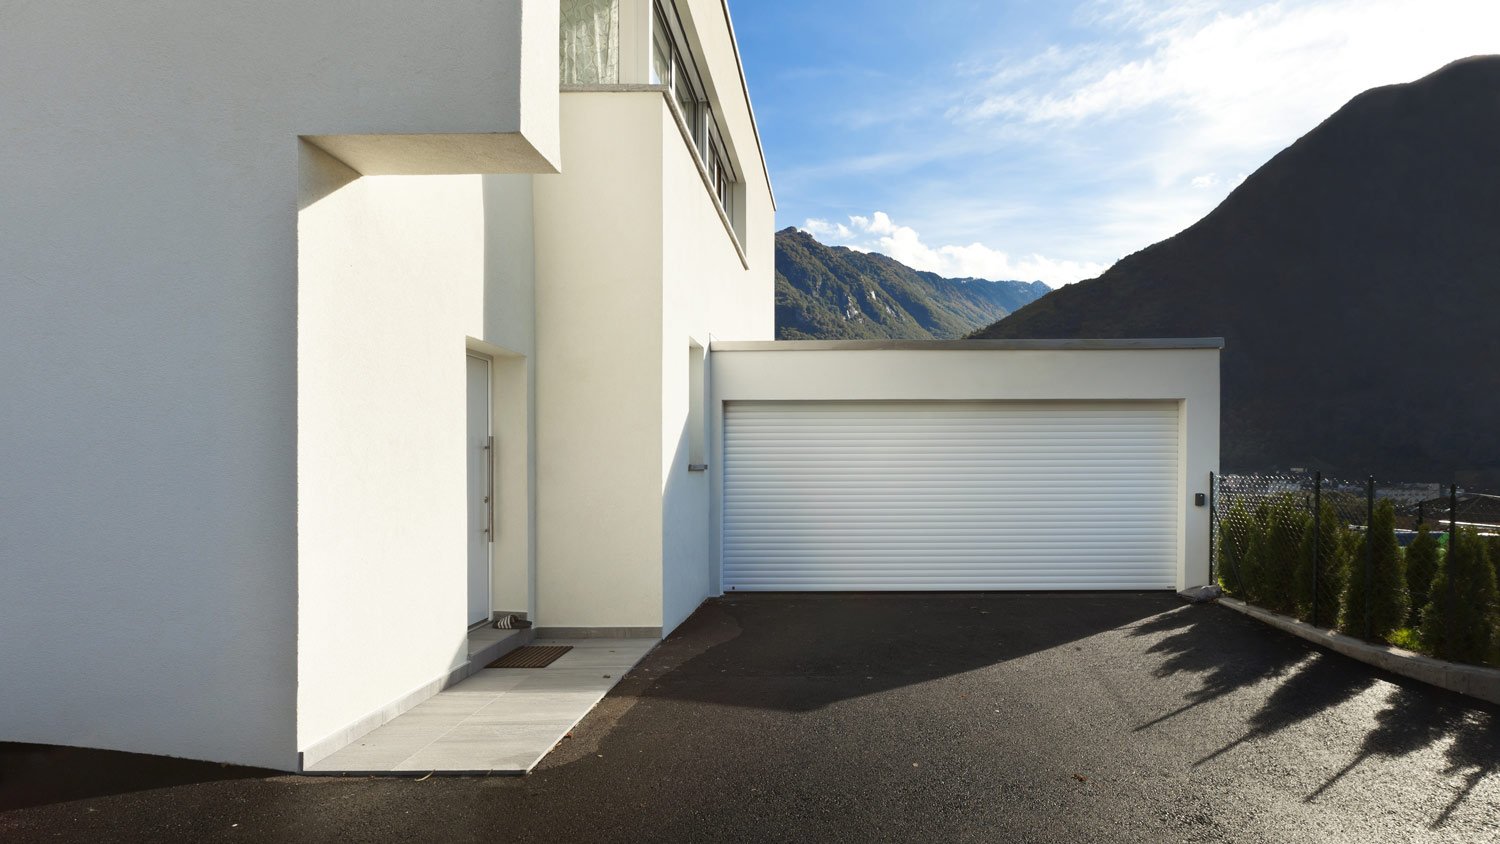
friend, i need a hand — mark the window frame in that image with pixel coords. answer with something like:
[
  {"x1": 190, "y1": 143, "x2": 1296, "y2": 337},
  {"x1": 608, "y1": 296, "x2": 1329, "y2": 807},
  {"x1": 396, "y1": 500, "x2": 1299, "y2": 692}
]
[{"x1": 651, "y1": 0, "x2": 738, "y2": 226}]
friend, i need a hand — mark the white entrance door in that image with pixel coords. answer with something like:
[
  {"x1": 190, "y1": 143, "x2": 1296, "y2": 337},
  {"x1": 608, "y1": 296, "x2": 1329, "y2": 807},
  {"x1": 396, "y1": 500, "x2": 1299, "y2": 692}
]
[
  {"x1": 722, "y1": 401, "x2": 1180, "y2": 591},
  {"x1": 466, "y1": 354, "x2": 493, "y2": 626}
]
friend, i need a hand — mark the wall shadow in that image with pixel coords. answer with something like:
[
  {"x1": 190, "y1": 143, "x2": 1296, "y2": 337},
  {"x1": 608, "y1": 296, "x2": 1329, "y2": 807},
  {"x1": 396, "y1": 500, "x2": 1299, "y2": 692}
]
[{"x1": 0, "y1": 743, "x2": 276, "y2": 813}]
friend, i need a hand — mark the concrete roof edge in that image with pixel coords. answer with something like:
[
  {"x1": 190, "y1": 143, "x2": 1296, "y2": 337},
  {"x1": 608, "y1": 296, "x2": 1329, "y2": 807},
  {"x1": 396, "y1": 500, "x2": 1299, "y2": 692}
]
[
  {"x1": 709, "y1": 338, "x2": 1227, "y2": 352},
  {"x1": 717, "y1": 0, "x2": 775, "y2": 210}
]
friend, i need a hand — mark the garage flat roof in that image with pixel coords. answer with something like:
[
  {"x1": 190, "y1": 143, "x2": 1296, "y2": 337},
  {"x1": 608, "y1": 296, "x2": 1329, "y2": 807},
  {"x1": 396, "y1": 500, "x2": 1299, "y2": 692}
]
[{"x1": 710, "y1": 338, "x2": 1226, "y2": 352}]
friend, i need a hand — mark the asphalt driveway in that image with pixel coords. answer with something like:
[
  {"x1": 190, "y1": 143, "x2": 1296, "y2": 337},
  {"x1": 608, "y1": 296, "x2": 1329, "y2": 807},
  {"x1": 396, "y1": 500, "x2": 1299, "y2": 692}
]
[{"x1": 3, "y1": 593, "x2": 1498, "y2": 842}]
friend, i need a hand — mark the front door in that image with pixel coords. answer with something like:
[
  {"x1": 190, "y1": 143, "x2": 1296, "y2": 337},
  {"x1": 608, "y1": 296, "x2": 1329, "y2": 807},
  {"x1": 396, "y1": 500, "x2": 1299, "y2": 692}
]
[{"x1": 466, "y1": 354, "x2": 493, "y2": 626}]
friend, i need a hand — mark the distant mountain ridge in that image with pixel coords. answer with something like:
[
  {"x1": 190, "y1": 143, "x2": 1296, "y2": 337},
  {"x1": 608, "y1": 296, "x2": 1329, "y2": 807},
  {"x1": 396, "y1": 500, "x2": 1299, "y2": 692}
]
[
  {"x1": 776, "y1": 227, "x2": 1049, "y2": 340},
  {"x1": 974, "y1": 56, "x2": 1500, "y2": 486}
]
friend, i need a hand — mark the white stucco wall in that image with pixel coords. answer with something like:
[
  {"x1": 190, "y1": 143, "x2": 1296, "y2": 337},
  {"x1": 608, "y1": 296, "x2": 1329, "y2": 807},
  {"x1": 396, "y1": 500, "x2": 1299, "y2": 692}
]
[
  {"x1": 532, "y1": 76, "x2": 773, "y2": 634},
  {"x1": 658, "y1": 109, "x2": 776, "y2": 633},
  {"x1": 648, "y1": 0, "x2": 778, "y2": 634},
  {"x1": 482, "y1": 178, "x2": 542, "y2": 619},
  {"x1": 295, "y1": 1, "x2": 562, "y2": 174},
  {"x1": 533, "y1": 93, "x2": 668, "y2": 631},
  {"x1": 0, "y1": 2, "x2": 554, "y2": 769},
  {"x1": 709, "y1": 343, "x2": 1222, "y2": 592},
  {"x1": 296, "y1": 147, "x2": 539, "y2": 759}
]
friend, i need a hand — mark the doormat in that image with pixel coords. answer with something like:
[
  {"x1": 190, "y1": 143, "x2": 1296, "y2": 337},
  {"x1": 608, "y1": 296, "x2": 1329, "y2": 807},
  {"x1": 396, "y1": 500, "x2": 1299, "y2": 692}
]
[{"x1": 487, "y1": 645, "x2": 572, "y2": 669}]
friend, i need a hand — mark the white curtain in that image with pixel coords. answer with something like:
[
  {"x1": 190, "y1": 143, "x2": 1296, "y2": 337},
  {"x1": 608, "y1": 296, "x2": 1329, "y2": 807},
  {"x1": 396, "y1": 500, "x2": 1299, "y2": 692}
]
[{"x1": 560, "y1": 0, "x2": 619, "y2": 85}]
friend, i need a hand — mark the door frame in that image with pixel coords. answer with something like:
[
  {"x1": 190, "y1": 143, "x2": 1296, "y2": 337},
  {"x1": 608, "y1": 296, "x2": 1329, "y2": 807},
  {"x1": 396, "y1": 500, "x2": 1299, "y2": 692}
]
[
  {"x1": 708, "y1": 342, "x2": 1223, "y2": 593},
  {"x1": 466, "y1": 352, "x2": 495, "y2": 628}
]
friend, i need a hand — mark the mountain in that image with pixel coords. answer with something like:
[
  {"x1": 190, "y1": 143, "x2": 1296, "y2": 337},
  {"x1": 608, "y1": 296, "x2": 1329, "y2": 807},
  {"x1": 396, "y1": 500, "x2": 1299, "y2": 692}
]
[
  {"x1": 974, "y1": 56, "x2": 1500, "y2": 486},
  {"x1": 776, "y1": 227, "x2": 1049, "y2": 340}
]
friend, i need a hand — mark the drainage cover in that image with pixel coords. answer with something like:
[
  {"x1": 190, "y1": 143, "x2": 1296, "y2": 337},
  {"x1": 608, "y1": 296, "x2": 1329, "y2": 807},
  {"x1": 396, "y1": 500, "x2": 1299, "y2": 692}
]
[{"x1": 487, "y1": 645, "x2": 573, "y2": 669}]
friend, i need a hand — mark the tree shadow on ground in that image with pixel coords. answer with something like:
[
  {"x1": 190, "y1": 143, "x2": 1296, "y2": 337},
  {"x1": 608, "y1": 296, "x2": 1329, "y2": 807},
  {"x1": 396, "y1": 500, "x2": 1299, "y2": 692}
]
[
  {"x1": 1433, "y1": 706, "x2": 1500, "y2": 827},
  {"x1": 1130, "y1": 606, "x2": 1309, "y2": 733},
  {"x1": 1136, "y1": 601, "x2": 1500, "y2": 829},
  {"x1": 0, "y1": 743, "x2": 276, "y2": 812},
  {"x1": 1306, "y1": 684, "x2": 1465, "y2": 801},
  {"x1": 1133, "y1": 603, "x2": 1500, "y2": 826},
  {"x1": 1302, "y1": 681, "x2": 1500, "y2": 827},
  {"x1": 1194, "y1": 650, "x2": 1378, "y2": 766}
]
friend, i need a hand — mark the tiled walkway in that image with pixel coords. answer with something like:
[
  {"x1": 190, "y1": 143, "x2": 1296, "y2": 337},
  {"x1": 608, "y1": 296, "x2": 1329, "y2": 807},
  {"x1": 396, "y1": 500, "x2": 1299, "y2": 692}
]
[{"x1": 305, "y1": 638, "x2": 657, "y2": 774}]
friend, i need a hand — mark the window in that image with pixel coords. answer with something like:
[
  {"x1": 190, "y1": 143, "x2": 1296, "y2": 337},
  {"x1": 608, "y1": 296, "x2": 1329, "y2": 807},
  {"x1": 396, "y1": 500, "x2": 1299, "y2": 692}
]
[
  {"x1": 673, "y1": 54, "x2": 698, "y2": 137},
  {"x1": 560, "y1": 0, "x2": 619, "y2": 85},
  {"x1": 706, "y1": 123, "x2": 733, "y2": 213},
  {"x1": 651, "y1": 22, "x2": 671, "y2": 86},
  {"x1": 652, "y1": 1, "x2": 736, "y2": 226},
  {"x1": 715, "y1": 151, "x2": 733, "y2": 211}
]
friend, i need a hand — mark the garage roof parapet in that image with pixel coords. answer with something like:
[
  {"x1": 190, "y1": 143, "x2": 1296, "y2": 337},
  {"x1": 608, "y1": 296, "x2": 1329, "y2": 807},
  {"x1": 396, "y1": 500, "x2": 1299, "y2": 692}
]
[{"x1": 710, "y1": 338, "x2": 1226, "y2": 352}]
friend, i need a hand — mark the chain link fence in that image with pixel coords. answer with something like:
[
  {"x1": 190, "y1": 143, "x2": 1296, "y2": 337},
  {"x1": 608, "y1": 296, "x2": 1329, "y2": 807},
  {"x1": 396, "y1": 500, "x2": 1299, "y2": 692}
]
[{"x1": 1211, "y1": 473, "x2": 1500, "y2": 666}]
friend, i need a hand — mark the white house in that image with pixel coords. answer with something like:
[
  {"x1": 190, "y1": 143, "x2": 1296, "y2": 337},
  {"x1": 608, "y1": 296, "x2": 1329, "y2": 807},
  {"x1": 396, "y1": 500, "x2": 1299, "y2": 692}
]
[{"x1": 0, "y1": 1, "x2": 1220, "y2": 772}]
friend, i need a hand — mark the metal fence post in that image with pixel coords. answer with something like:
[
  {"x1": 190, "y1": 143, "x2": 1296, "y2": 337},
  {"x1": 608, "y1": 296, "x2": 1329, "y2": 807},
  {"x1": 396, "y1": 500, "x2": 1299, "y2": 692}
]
[
  {"x1": 1448, "y1": 483, "x2": 1458, "y2": 652},
  {"x1": 1312, "y1": 472, "x2": 1322, "y2": 627},
  {"x1": 1365, "y1": 475, "x2": 1375, "y2": 641},
  {"x1": 1208, "y1": 471, "x2": 1217, "y2": 585}
]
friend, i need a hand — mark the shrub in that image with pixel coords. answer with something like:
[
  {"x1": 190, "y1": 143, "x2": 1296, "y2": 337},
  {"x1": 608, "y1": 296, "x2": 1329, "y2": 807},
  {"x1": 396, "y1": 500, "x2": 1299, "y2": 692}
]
[
  {"x1": 1294, "y1": 498, "x2": 1348, "y2": 625},
  {"x1": 1421, "y1": 528, "x2": 1500, "y2": 665},
  {"x1": 1339, "y1": 499, "x2": 1409, "y2": 643},
  {"x1": 1386, "y1": 627, "x2": 1423, "y2": 652},
  {"x1": 1403, "y1": 525, "x2": 1441, "y2": 627}
]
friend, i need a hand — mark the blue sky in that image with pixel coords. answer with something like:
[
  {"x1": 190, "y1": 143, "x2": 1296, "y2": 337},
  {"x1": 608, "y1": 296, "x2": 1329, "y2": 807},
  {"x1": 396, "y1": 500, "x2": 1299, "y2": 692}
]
[{"x1": 731, "y1": 0, "x2": 1499, "y2": 285}]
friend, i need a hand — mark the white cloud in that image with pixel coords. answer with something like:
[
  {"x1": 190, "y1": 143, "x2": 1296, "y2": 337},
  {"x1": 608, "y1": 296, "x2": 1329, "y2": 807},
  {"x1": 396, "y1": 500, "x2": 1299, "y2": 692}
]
[
  {"x1": 958, "y1": 0, "x2": 1500, "y2": 184},
  {"x1": 804, "y1": 212, "x2": 1106, "y2": 286},
  {"x1": 915, "y1": 0, "x2": 1500, "y2": 259},
  {"x1": 778, "y1": 0, "x2": 1499, "y2": 279}
]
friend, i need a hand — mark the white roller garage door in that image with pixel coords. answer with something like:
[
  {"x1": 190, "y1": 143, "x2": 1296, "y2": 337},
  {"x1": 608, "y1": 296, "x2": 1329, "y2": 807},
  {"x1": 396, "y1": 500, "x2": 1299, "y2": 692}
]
[{"x1": 722, "y1": 401, "x2": 1180, "y2": 591}]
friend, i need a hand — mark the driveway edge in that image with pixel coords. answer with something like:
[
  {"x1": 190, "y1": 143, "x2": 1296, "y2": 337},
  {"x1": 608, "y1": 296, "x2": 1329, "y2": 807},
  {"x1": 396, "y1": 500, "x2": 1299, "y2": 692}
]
[{"x1": 1216, "y1": 597, "x2": 1500, "y2": 706}]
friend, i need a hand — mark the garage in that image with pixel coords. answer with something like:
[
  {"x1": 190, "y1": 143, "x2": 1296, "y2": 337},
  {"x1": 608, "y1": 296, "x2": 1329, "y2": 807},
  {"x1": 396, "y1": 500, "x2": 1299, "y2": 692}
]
[{"x1": 721, "y1": 399, "x2": 1182, "y2": 591}]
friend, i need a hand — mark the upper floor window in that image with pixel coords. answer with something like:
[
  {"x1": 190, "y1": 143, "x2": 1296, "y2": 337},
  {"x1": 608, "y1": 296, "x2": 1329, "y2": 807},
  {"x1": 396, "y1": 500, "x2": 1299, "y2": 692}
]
[
  {"x1": 651, "y1": 14, "x2": 673, "y2": 89},
  {"x1": 650, "y1": 0, "x2": 737, "y2": 225},
  {"x1": 561, "y1": 0, "x2": 619, "y2": 85}
]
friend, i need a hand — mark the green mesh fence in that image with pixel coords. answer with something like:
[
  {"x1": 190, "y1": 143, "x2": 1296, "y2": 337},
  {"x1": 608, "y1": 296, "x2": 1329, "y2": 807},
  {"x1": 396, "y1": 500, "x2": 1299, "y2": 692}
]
[{"x1": 1210, "y1": 474, "x2": 1490, "y2": 651}]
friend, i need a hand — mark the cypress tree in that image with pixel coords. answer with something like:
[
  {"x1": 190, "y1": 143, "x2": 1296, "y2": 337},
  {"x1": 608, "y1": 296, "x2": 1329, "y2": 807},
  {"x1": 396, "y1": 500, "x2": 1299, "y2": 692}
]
[
  {"x1": 1339, "y1": 499, "x2": 1408, "y2": 642},
  {"x1": 1403, "y1": 525, "x2": 1441, "y2": 627},
  {"x1": 1259, "y1": 500, "x2": 1307, "y2": 615},
  {"x1": 1421, "y1": 528, "x2": 1500, "y2": 665},
  {"x1": 1240, "y1": 504, "x2": 1272, "y2": 603},
  {"x1": 1216, "y1": 504, "x2": 1252, "y2": 596},
  {"x1": 1294, "y1": 498, "x2": 1347, "y2": 624}
]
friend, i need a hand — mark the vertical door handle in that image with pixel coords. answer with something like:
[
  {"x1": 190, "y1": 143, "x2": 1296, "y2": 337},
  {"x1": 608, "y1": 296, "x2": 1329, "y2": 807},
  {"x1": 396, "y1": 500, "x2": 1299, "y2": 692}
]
[{"x1": 484, "y1": 435, "x2": 495, "y2": 539}]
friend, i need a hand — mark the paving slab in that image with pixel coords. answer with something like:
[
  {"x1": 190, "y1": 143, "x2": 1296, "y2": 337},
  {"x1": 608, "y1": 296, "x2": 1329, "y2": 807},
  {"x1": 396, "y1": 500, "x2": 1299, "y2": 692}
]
[{"x1": 304, "y1": 638, "x2": 658, "y2": 774}]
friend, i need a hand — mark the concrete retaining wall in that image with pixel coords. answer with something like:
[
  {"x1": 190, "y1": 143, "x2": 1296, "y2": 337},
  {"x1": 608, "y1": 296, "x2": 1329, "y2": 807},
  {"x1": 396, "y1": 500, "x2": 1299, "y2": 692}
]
[{"x1": 1218, "y1": 597, "x2": 1500, "y2": 706}]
